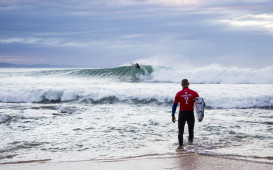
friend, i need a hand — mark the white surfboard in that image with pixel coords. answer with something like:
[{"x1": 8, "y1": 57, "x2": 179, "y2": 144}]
[{"x1": 194, "y1": 97, "x2": 205, "y2": 122}]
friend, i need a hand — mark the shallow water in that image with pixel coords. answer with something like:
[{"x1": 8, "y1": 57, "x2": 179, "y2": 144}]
[{"x1": 0, "y1": 66, "x2": 273, "y2": 164}]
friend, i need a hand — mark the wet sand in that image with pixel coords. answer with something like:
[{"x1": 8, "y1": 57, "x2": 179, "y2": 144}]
[{"x1": 1, "y1": 153, "x2": 273, "y2": 170}]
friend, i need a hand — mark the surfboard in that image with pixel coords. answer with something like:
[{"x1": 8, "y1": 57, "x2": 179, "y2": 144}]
[{"x1": 194, "y1": 97, "x2": 205, "y2": 122}]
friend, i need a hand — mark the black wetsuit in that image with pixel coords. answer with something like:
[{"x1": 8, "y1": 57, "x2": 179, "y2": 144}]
[
  {"x1": 135, "y1": 63, "x2": 140, "y2": 69},
  {"x1": 178, "y1": 110, "x2": 195, "y2": 146}
]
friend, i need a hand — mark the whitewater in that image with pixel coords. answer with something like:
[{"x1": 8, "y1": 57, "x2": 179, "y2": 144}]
[{"x1": 0, "y1": 65, "x2": 273, "y2": 164}]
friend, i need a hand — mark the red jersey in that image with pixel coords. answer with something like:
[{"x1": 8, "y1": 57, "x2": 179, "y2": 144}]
[{"x1": 174, "y1": 87, "x2": 199, "y2": 111}]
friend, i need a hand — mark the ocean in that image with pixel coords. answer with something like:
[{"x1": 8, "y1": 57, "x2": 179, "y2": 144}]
[{"x1": 0, "y1": 65, "x2": 273, "y2": 164}]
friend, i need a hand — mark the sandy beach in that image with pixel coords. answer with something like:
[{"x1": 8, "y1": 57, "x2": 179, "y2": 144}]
[{"x1": 1, "y1": 153, "x2": 272, "y2": 170}]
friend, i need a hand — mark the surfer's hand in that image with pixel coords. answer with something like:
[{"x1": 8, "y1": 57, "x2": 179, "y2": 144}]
[{"x1": 172, "y1": 116, "x2": 176, "y2": 123}]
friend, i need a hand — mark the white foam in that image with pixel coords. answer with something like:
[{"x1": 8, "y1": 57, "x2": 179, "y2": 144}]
[
  {"x1": 0, "y1": 68, "x2": 273, "y2": 108},
  {"x1": 149, "y1": 65, "x2": 273, "y2": 84}
]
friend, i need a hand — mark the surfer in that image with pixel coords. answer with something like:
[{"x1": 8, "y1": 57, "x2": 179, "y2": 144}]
[
  {"x1": 172, "y1": 79, "x2": 199, "y2": 146},
  {"x1": 131, "y1": 63, "x2": 140, "y2": 69}
]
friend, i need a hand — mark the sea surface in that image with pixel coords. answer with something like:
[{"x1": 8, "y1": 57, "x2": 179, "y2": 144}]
[{"x1": 0, "y1": 65, "x2": 273, "y2": 164}]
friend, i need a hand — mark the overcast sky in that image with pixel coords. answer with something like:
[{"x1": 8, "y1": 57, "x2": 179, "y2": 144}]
[{"x1": 0, "y1": 0, "x2": 272, "y2": 67}]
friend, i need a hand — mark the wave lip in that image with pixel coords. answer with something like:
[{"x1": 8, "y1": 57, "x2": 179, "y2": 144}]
[{"x1": 72, "y1": 65, "x2": 153, "y2": 81}]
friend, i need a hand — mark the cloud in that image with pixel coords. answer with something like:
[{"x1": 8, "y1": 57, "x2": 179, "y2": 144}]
[
  {"x1": 105, "y1": 0, "x2": 272, "y2": 12},
  {"x1": 1, "y1": 0, "x2": 269, "y2": 15},
  {"x1": 0, "y1": 0, "x2": 271, "y2": 12},
  {"x1": 111, "y1": 0, "x2": 198, "y2": 6},
  {"x1": 0, "y1": 55, "x2": 45, "y2": 64},
  {"x1": 0, "y1": 37, "x2": 89, "y2": 47},
  {"x1": 0, "y1": 0, "x2": 273, "y2": 67},
  {"x1": 220, "y1": 14, "x2": 273, "y2": 34},
  {"x1": 110, "y1": 0, "x2": 271, "y2": 7}
]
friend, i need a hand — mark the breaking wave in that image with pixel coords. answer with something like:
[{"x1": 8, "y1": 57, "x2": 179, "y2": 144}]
[
  {"x1": 0, "y1": 88, "x2": 272, "y2": 109},
  {"x1": 149, "y1": 65, "x2": 273, "y2": 84}
]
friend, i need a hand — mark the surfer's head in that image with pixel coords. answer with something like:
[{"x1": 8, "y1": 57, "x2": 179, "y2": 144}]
[{"x1": 181, "y1": 79, "x2": 189, "y2": 87}]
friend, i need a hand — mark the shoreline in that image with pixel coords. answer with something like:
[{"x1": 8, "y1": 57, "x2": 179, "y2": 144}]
[{"x1": 1, "y1": 153, "x2": 273, "y2": 170}]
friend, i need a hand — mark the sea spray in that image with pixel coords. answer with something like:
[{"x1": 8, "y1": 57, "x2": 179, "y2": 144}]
[{"x1": 150, "y1": 65, "x2": 273, "y2": 84}]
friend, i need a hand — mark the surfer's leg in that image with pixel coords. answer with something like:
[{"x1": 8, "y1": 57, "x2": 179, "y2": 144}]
[
  {"x1": 178, "y1": 111, "x2": 186, "y2": 146},
  {"x1": 187, "y1": 111, "x2": 195, "y2": 143}
]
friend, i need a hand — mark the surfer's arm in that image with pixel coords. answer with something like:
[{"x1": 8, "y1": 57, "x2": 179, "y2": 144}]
[
  {"x1": 172, "y1": 93, "x2": 179, "y2": 121},
  {"x1": 172, "y1": 103, "x2": 177, "y2": 123},
  {"x1": 172, "y1": 103, "x2": 178, "y2": 117}
]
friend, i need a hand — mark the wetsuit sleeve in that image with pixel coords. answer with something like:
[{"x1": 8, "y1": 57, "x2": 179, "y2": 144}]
[
  {"x1": 172, "y1": 103, "x2": 178, "y2": 117},
  {"x1": 172, "y1": 93, "x2": 179, "y2": 117}
]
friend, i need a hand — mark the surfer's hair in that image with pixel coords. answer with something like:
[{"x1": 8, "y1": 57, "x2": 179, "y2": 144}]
[{"x1": 181, "y1": 79, "x2": 189, "y2": 87}]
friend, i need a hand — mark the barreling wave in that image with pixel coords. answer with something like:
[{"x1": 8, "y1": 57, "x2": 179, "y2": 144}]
[
  {"x1": 23, "y1": 65, "x2": 154, "y2": 82},
  {"x1": 2, "y1": 64, "x2": 273, "y2": 84}
]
